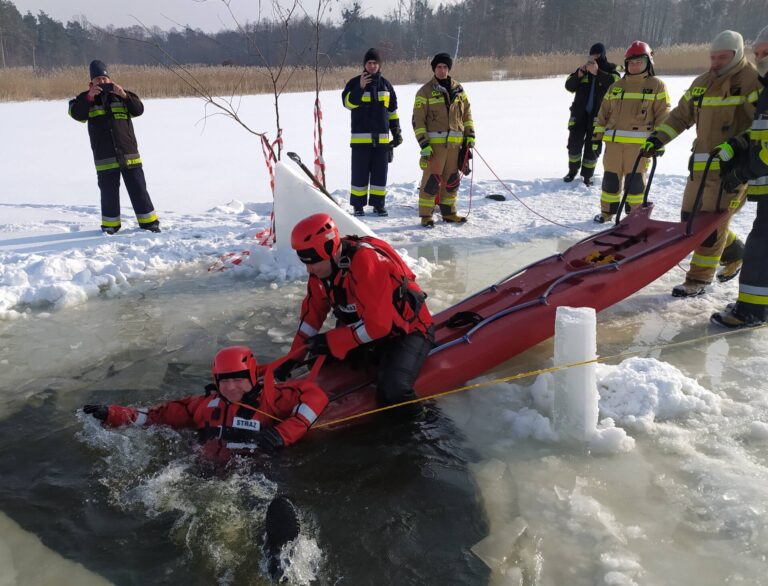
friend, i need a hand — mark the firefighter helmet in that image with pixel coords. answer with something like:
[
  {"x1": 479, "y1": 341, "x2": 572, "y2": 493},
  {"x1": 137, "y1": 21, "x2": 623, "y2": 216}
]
[
  {"x1": 625, "y1": 41, "x2": 654, "y2": 62},
  {"x1": 291, "y1": 213, "x2": 341, "y2": 264},
  {"x1": 212, "y1": 346, "x2": 258, "y2": 386}
]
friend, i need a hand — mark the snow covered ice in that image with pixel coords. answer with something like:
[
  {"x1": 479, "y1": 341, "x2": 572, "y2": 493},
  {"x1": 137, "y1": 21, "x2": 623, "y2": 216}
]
[{"x1": 2, "y1": 76, "x2": 768, "y2": 585}]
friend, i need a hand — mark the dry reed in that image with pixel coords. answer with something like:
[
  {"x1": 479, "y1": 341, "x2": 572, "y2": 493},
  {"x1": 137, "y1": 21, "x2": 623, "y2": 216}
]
[{"x1": 0, "y1": 44, "x2": 714, "y2": 102}]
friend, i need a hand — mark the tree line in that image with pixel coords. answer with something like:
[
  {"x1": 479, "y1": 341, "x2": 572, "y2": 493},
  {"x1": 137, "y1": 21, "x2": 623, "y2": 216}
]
[{"x1": 1, "y1": 0, "x2": 767, "y2": 70}]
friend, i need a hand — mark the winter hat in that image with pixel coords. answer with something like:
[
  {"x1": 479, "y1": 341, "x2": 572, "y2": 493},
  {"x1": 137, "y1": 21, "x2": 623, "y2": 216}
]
[
  {"x1": 589, "y1": 42, "x2": 606, "y2": 58},
  {"x1": 753, "y1": 25, "x2": 768, "y2": 77},
  {"x1": 431, "y1": 52, "x2": 453, "y2": 71},
  {"x1": 89, "y1": 59, "x2": 109, "y2": 80},
  {"x1": 710, "y1": 30, "x2": 744, "y2": 74},
  {"x1": 363, "y1": 48, "x2": 381, "y2": 65}
]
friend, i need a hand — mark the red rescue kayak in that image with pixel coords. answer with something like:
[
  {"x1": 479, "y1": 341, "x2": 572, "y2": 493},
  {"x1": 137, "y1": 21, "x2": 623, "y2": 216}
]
[{"x1": 308, "y1": 202, "x2": 727, "y2": 427}]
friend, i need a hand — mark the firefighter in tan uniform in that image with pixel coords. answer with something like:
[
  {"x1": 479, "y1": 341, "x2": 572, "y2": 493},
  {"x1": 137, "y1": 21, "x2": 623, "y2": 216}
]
[
  {"x1": 592, "y1": 41, "x2": 670, "y2": 223},
  {"x1": 711, "y1": 25, "x2": 768, "y2": 328},
  {"x1": 412, "y1": 53, "x2": 475, "y2": 228},
  {"x1": 642, "y1": 30, "x2": 760, "y2": 297}
]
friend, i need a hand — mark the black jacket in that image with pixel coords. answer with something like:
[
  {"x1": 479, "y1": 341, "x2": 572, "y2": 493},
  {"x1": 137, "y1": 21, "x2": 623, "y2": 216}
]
[
  {"x1": 565, "y1": 60, "x2": 619, "y2": 121},
  {"x1": 69, "y1": 90, "x2": 144, "y2": 173},
  {"x1": 341, "y1": 73, "x2": 400, "y2": 146}
]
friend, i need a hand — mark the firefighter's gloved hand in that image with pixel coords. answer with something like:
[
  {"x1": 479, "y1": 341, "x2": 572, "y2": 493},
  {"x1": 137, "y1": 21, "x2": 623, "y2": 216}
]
[
  {"x1": 713, "y1": 139, "x2": 741, "y2": 174},
  {"x1": 640, "y1": 136, "x2": 664, "y2": 157},
  {"x1": 391, "y1": 128, "x2": 403, "y2": 148},
  {"x1": 465, "y1": 136, "x2": 475, "y2": 149},
  {"x1": 254, "y1": 428, "x2": 285, "y2": 454},
  {"x1": 306, "y1": 333, "x2": 331, "y2": 356},
  {"x1": 591, "y1": 140, "x2": 602, "y2": 157},
  {"x1": 721, "y1": 168, "x2": 748, "y2": 193},
  {"x1": 83, "y1": 404, "x2": 109, "y2": 421},
  {"x1": 273, "y1": 359, "x2": 300, "y2": 382},
  {"x1": 388, "y1": 147, "x2": 394, "y2": 164},
  {"x1": 420, "y1": 145, "x2": 433, "y2": 158}
]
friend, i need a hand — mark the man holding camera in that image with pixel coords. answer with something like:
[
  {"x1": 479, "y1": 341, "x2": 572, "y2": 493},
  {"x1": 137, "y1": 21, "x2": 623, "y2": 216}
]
[
  {"x1": 564, "y1": 43, "x2": 619, "y2": 186},
  {"x1": 341, "y1": 48, "x2": 402, "y2": 217},
  {"x1": 69, "y1": 60, "x2": 160, "y2": 234}
]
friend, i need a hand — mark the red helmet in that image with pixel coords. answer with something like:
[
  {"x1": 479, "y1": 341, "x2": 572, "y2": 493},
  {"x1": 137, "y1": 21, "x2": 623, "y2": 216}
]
[
  {"x1": 291, "y1": 213, "x2": 341, "y2": 264},
  {"x1": 212, "y1": 346, "x2": 258, "y2": 386},
  {"x1": 625, "y1": 41, "x2": 654, "y2": 62}
]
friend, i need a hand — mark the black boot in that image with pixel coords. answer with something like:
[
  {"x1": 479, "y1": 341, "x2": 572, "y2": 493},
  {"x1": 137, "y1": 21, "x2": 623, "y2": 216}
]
[{"x1": 563, "y1": 172, "x2": 577, "y2": 183}]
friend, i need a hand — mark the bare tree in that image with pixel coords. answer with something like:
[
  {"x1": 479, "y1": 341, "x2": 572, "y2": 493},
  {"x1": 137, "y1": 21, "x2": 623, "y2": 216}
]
[{"x1": 219, "y1": 0, "x2": 303, "y2": 160}]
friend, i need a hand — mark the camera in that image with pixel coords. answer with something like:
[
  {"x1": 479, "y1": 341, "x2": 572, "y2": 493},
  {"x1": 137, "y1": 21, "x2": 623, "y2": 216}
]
[{"x1": 98, "y1": 82, "x2": 114, "y2": 93}]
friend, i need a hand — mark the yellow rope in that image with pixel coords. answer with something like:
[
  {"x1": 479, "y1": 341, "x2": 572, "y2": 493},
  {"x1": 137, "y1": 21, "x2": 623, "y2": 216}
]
[{"x1": 313, "y1": 321, "x2": 768, "y2": 428}]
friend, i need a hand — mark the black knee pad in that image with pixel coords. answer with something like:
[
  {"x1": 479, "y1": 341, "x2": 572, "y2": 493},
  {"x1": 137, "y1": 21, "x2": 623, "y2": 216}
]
[
  {"x1": 601, "y1": 172, "x2": 620, "y2": 194},
  {"x1": 446, "y1": 173, "x2": 460, "y2": 192},
  {"x1": 702, "y1": 229, "x2": 718, "y2": 248},
  {"x1": 626, "y1": 172, "x2": 645, "y2": 195},
  {"x1": 721, "y1": 236, "x2": 745, "y2": 263},
  {"x1": 424, "y1": 174, "x2": 440, "y2": 196}
]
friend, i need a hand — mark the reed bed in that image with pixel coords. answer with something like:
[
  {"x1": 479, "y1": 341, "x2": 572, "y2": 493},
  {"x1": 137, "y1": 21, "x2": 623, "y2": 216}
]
[{"x1": 0, "y1": 44, "x2": 713, "y2": 102}]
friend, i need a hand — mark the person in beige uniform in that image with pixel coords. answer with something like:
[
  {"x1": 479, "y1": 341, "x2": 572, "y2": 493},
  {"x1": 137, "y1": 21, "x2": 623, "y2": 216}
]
[
  {"x1": 412, "y1": 53, "x2": 475, "y2": 228},
  {"x1": 592, "y1": 41, "x2": 670, "y2": 223},
  {"x1": 642, "y1": 30, "x2": 760, "y2": 297}
]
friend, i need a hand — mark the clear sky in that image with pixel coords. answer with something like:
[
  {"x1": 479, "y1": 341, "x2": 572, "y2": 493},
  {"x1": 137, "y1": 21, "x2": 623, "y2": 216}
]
[{"x1": 10, "y1": 0, "x2": 425, "y2": 31}]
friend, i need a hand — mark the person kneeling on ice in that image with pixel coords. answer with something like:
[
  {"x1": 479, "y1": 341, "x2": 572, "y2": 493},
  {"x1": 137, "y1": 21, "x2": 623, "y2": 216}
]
[
  {"x1": 276, "y1": 213, "x2": 434, "y2": 410},
  {"x1": 81, "y1": 345, "x2": 328, "y2": 460}
]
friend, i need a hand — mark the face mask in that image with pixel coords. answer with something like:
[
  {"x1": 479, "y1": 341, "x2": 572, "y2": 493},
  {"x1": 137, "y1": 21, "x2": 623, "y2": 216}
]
[{"x1": 757, "y1": 55, "x2": 768, "y2": 78}]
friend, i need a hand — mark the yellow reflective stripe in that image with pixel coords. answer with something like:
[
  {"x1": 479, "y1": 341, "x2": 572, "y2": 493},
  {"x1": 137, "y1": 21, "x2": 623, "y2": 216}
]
[
  {"x1": 429, "y1": 136, "x2": 463, "y2": 145},
  {"x1": 656, "y1": 123, "x2": 678, "y2": 139},
  {"x1": 350, "y1": 187, "x2": 367, "y2": 196},
  {"x1": 725, "y1": 230, "x2": 737, "y2": 247},
  {"x1": 601, "y1": 192, "x2": 621, "y2": 203},
  {"x1": 418, "y1": 197, "x2": 436, "y2": 206},
  {"x1": 569, "y1": 155, "x2": 582, "y2": 163},
  {"x1": 581, "y1": 160, "x2": 597, "y2": 169},
  {"x1": 761, "y1": 142, "x2": 768, "y2": 166},
  {"x1": 137, "y1": 213, "x2": 158, "y2": 224},
  {"x1": 738, "y1": 292, "x2": 768, "y2": 305},
  {"x1": 692, "y1": 161, "x2": 721, "y2": 171},
  {"x1": 748, "y1": 89, "x2": 759, "y2": 104},
  {"x1": 428, "y1": 98, "x2": 444, "y2": 105},
  {"x1": 369, "y1": 188, "x2": 386, "y2": 196},
  {"x1": 749, "y1": 129, "x2": 768, "y2": 140},
  {"x1": 607, "y1": 92, "x2": 662, "y2": 100},
  {"x1": 95, "y1": 161, "x2": 120, "y2": 171},
  {"x1": 389, "y1": 112, "x2": 399, "y2": 120},
  {"x1": 344, "y1": 92, "x2": 359, "y2": 110},
  {"x1": 88, "y1": 109, "x2": 106, "y2": 117},
  {"x1": 414, "y1": 96, "x2": 427, "y2": 106},
  {"x1": 604, "y1": 135, "x2": 647, "y2": 144},
  {"x1": 351, "y1": 138, "x2": 373, "y2": 144},
  {"x1": 701, "y1": 96, "x2": 746, "y2": 106},
  {"x1": 593, "y1": 125, "x2": 606, "y2": 134},
  {"x1": 656, "y1": 92, "x2": 669, "y2": 102},
  {"x1": 464, "y1": 120, "x2": 474, "y2": 128},
  {"x1": 111, "y1": 106, "x2": 128, "y2": 113},
  {"x1": 683, "y1": 90, "x2": 693, "y2": 101},
  {"x1": 101, "y1": 218, "x2": 121, "y2": 227},
  {"x1": 691, "y1": 253, "x2": 720, "y2": 267},
  {"x1": 626, "y1": 193, "x2": 644, "y2": 205},
  {"x1": 125, "y1": 157, "x2": 142, "y2": 166},
  {"x1": 413, "y1": 127, "x2": 426, "y2": 134},
  {"x1": 113, "y1": 114, "x2": 128, "y2": 120}
]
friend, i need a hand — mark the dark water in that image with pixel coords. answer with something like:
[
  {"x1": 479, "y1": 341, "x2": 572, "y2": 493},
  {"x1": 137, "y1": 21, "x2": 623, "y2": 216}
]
[{"x1": 0, "y1": 258, "x2": 496, "y2": 585}]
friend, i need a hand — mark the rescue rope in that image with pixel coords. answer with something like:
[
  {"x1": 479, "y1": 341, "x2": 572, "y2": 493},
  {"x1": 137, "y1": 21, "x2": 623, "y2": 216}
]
[
  {"x1": 473, "y1": 147, "x2": 590, "y2": 234},
  {"x1": 312, "y1": 320, "x2": 768, "y2": 429}
]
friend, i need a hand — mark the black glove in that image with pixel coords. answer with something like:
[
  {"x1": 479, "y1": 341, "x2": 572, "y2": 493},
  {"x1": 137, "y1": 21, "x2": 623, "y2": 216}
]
[
  {"x1": 640, "y1": 135, "x2": 664, "y2": 157},
  {"x1": 391, "y1": 127, "x2": 403, "y2": 148},
  {"x1": 255, "y1": 427, "x2": 285, "y2": 454},
  {"x1": 721, "y1": 168, "x2": 748, "y2": 193},
  {"x1": 83, "y1": 404, "x2": 109, "y2": 421},
  {"x1": 273, "y1": 358, "x2": 299, "y2": 382},
  {"x1": 306, "y1": 333, "x2": 331, "y2": 356},
  {"x1": 591, "y1": 140, "x2": 602, "y2": 157}
]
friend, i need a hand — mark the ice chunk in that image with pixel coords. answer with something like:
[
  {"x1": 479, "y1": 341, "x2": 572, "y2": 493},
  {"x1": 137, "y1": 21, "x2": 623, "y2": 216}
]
[{"x1": 470, "y1": 517, "x2": 528, "y2": 570}]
